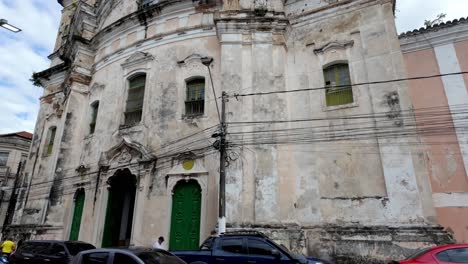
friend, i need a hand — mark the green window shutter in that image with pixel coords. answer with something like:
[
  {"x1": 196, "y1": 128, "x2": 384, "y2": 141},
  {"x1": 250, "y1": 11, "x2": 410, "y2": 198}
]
[
  {"x1": 69, "y1": 190, "x2": 85, "y2": 241},
  {"x1": 185, "y1": 79, "x2": 205, "y2": 116},
  {"x1": 47, "y1": 127, "x2": 56, "y2": 155},
  {"x1": 324, "y1": 64, "x2": 353, "y2": 106},
  {"x1": 102, "y1": 190, "x2": 114, "y2": 248},
  {"x1": 125, "y1": 75, "x2": 146, "y2": 125}
]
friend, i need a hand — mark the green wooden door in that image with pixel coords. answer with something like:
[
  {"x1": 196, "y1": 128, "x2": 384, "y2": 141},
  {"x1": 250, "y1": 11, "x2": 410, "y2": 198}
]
[
  {"x1": 169, "y1": 181, "x2": 201, "y2": 250},
  {"x1": 69, "y1": 190, "x2": 85, "y2": 241},
  {"x1": 102, "y1": 190, "x2": 116, "y2": 248}
]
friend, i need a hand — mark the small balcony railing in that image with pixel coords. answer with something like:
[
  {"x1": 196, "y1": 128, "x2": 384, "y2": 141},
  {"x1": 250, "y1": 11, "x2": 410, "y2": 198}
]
[
  {"x1": 326, "y1": 86, "x2": 353, "y2": 107},
  {"x1": 185, "y1": 100, "x2": 204, "y2": 117},
  {"x1": 124, "y1": 110, "x2": 142, "y2": 126}
]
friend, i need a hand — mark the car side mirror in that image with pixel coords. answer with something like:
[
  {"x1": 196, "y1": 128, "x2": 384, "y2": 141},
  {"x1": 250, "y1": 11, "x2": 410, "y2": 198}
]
[{"x1": 271, "y1": 249, "x2": 281, "y2": 259}]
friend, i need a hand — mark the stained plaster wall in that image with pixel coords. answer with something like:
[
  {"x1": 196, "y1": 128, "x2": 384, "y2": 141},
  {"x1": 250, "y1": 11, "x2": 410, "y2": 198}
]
[
  {"x1": 11, "y1": 0, "x2": 451, "y2": 262},
  {"x1": 401, "y1": 22, "x2": 468, "y2": 243},
  {"x1": 221, "y1": 0, "x2": 433, "y2": 227}
]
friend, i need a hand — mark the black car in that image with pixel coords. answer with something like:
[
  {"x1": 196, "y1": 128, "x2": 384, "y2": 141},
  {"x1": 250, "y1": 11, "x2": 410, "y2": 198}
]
[
  {"x1": 71, "y1": 248, "x2": 186, "y2": 264},
  {"x1": 172, "y1": 231, "x2": 333, "y2": 264},
  {"x1": 10, "y1": 240, "x2": 95, "y2": 264}
]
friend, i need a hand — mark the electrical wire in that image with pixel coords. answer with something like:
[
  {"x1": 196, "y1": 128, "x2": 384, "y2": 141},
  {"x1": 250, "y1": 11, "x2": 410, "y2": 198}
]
[{"x1": 231, "y1": 71, "x2": 468, "y2": 98}]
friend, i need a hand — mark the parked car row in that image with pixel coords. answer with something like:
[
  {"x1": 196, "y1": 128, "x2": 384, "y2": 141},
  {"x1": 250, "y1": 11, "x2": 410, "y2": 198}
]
[
  {"x1": 8, "y1": 241, "x2": 185, "y2": 264},
  {"x1": 5, "y1": 234, "x2": 468, "y2": 264}
]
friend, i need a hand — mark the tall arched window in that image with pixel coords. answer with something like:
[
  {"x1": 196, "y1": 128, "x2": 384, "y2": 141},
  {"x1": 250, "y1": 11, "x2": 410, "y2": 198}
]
[
  {"x1": 45, "y1": 126, "x2": 57, "y2": 155},
  {"x1": 89, "y1": 101, "x2": 99, "y2": 134},
  {"x1": 185, "y1": 78, "x2": 205, "y2": 117},
  {"x1": 323, "y1": 63, "x2": 353, "y2": 106},
  {"x1": 125, "y1": 74, "x2": 146, "y2": 126}
]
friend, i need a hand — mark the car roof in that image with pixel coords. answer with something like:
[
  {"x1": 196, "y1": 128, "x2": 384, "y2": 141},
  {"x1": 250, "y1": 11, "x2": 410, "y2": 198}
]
[
  {"x1": 24, "y1": 240, "x2": 91, "y2": 244},
  {"x1": 429, "y1": 244, "x2": 468, "y2": 252},
  {"x1": 79, "y1": 247, "x2": 167, "y2": 255},
  {"x1": 220, "y1": 231, "x2": 267, "y2": 238}
]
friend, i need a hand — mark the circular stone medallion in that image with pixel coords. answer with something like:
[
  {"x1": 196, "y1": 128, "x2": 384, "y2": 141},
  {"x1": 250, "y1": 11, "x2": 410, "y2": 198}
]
[{"x1": 182, "y1": 159, "x2": 195, "y2": 171}]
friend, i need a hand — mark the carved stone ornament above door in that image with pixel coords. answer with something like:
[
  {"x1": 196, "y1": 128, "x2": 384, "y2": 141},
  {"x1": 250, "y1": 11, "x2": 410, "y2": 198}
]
[{"x1": 98, "y1": 137, "x2": 155, "y2": 168}]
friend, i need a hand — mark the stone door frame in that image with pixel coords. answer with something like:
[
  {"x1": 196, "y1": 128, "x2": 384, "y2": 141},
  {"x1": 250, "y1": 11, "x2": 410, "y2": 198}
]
[{"x1": 166, "y1": 173, "x2": 208, "y2": 246}]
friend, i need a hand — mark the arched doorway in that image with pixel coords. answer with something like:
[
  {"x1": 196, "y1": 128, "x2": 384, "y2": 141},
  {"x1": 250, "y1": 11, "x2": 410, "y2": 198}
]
[
  {"x1": 102, "y1": 169, "x2": 136, "y2": 247},
  {"x1": 169, "y1": 180, "x2": 202, "y2": 250},
  {"x1": 69, "y1": 188, "x2": 85, "y2": 241}
]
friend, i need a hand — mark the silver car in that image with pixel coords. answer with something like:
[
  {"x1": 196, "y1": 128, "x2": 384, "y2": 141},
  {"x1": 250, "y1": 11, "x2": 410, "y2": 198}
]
[{"x1": 71, "y1": 248, "x2": 186, "y2": 264}]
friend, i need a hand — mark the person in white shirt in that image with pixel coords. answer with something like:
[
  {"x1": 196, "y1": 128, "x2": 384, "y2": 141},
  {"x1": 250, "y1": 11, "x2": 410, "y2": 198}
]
[{"x1": 152, "y1": 236, "x2": 165, "y2": 249}]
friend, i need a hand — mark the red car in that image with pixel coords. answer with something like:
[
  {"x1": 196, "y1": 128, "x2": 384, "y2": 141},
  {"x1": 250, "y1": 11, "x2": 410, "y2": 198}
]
[{"x1": 391, "y1": 244, "x2": 468, "y2": 264}]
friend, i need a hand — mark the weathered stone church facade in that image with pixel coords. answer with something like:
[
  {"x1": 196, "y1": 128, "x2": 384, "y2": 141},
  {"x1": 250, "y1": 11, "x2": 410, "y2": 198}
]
[{"x1": 9, "y1": 0, "x2": 453, "y2": 262}]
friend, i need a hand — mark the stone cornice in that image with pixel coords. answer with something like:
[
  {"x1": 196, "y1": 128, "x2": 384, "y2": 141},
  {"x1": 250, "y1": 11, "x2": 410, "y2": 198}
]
[
  {"x1": 92, "y1": 0, "x2": 186, "y2": 46},
  {"x1": 214, "y1": 10, "x2": 288, "y2": 34},
  {"x1": 94, "y1": 28, "x2": 216, "y2": 72},
  {"x1": 288, "y1": 0, "x2": 392, "y2": 26},
  {"x1": 32, "y1": 63, "x2": 70, "y2": 86}
]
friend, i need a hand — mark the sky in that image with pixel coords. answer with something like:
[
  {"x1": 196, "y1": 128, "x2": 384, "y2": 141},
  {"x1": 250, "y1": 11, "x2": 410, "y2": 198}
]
[{"x1": 0, "y1": 0, "x2": 467, "y2": 134}]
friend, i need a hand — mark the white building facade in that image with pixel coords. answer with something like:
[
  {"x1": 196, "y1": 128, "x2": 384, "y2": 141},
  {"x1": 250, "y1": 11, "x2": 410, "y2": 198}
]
[{"x1": 10, "y1": 0, "x2": 452, "y2": 262}]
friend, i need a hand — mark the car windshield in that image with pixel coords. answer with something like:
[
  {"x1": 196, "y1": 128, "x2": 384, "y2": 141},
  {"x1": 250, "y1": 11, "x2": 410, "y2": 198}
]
[
  {"x1": 65, "y1": 242, "x2": 95, "y2": 256},
  {"x1": 19, "y1": 242, "x2": 50, "y2": 254},
  {"x1": 200, "y1": 237, "x2": 214, "y2": 250},
  {"x1": 406, "y1": 248, "x2": 432, "y2": 260}
]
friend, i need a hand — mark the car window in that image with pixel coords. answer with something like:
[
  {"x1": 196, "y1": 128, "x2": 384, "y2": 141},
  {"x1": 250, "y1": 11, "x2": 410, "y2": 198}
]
[
  {"x1": 17, "y1": 243, "x2": 35, "y2": 253},
  {"x1": 219, "y1": 238, "x2": 244, "y2": 254},
  {"x1": 113, "y1": 253, "x2": 139, "y2": 264},
  {"x1": 247, "y1": 239, "x2": 275, "y2": 257},
  {"x1": 138, "y1": 252, "x2": 162, "y2": 264},
  {"x1": 45, "y1": 244, "x2": 66, "y2": 256},
  {"x1": 437, "y1": 251, "x2": 451, "y2": 262},
  {"x1": 200, "y1": 237, "x2": 214, "y2": 250},
  {"x1": 19, "y1": 242, "x2": 51, "y2": 254},
  {"x1": 65, "y1": 242, "x2": 95, "y2": 256},
  {"x1": 82, "y1": 252, "x2": 109, "y2": 264},
  {"x1": 438, "y1": 248, "x2": 468, "y2": 263}
]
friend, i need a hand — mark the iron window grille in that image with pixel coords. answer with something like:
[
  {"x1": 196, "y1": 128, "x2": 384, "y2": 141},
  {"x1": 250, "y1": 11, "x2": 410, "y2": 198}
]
[
  {"x1": 324, "y1": 64, "x2": 353, "y2": 107},
  {"x1": 125, "y1": 75, "x2": 146, "y2": 126},
  {"x1": 185, "y1": 79, "x2": 205, "y2": 117}
]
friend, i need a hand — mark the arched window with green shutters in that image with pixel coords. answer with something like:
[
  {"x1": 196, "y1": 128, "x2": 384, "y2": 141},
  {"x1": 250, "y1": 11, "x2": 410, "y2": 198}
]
[
  {"x1": 69, "y1": 189, "x2": 85, "y2": 241},
  {"x1": 185, "y1": 78, "x2": 205, "y2": 117},
  {"x1": 125, "y1": 74, "x2": 146, "y2": 126},
  {"x1": 323, "y1": 63, "x2": 353, "y2": 106}
]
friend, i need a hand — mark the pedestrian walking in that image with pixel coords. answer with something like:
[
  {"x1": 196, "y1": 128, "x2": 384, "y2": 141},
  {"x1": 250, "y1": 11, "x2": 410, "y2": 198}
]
[
  {"x1": 152, "y1": 236, "x2": 165, "y2": 249},
  {"x1": 1, "y1": 238, "x2": 15, "y2": 257}
]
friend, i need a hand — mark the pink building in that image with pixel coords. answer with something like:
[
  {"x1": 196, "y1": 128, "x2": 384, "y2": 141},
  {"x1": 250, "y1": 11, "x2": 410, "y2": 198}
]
[{"x1": 400, "y1": 17, "x2": 468, "y2": 243}]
